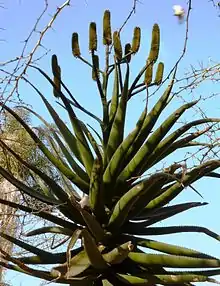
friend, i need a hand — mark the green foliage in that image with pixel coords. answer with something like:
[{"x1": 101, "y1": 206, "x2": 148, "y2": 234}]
[{"x1": 1, "y1": 9, "x2": 220, "y2": 286}]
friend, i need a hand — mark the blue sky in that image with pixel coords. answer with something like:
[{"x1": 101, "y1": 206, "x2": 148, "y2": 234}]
[{"x1": 1, "y1": 0, "x2": 220, "y2": 285}]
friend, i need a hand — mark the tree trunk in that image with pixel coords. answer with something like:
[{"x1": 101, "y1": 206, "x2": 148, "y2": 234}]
[{"x1": 0, "y1": 179, "x2": 19, "y2": 282}]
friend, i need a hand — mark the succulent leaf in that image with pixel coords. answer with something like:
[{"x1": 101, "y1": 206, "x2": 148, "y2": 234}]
[{"x1": 106, "y1": 64, "x2": 129, "y2": 162}]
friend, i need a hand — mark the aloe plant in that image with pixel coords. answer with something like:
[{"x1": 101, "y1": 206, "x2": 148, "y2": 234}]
[{"x1": 1, "y1": 10, "x2": 220, "y2": 285}]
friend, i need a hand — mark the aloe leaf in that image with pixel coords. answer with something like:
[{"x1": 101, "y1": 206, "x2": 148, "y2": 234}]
[
  {"x1": 109, "y1": 64, "x2": 119, "y2": 124},
  {"x1": 0, "y1": 103, "x2": 89, "y2": 192},
  {"x1": 103, "y1": 63, "x2": 119, "y2": 156},
  {"x1": 103, "y1": 106, "x2": 147, "y2": 195},
  {"x1": 89, "y1": 158, "x2": 106, "y2": 221},
  {"x1": 32, "y1": 66, "x2": 95, "y2": 175},
  {"x1": 0, "y1": 138, "x2": 85, "y2": 224},
  {"x1": 51, "y1": 130, "x2": 89, "y2": 182},
  {"x1": 15, "y1": 254, "x2": 61, "y2": 265},
  {"x1": 134, "y1": 202, "x2": 207, "y2": 227},
  {"x1": 135, "y1": 201, "x2": 202, "y2": 219},
  {"x1": 106, "y1": 64, "x2": 129, "y2": 162},
  {"x1": 0, "y1": 254, "x2": 53, "y2": 281},
  {"x1": 59, "y1": 101, "x2": 94, "y2": 177},
  {"x1": 34, "y1": 122, "x2": 89, "y2": 185},
  {"x1": 80, "y1": 209, "x2": 105, "y2": 242},
  {"x1": 59, "y1": 172, "x2": 81, "y2": 199},
  {"x1": 128, "y1": 174, "x2": 176, "y2": 219},
  {"x1": 125, "y1": 72, "x2": 176, "y2": 163},
  {"x1": 158, "y1": 134, "x2": 213, "y2": 165},
  {"x1": 127, "y1": 60, "x2": 157, "y2": 100},
  {"x1": 135, "y1": 237, "x2": 217, "y2": 259},
  {"x1": 102, "y1": 280, "x2": 113, "y2": 286},
  {"x1": 87, "y1": 123, "x2": 103, "y2": 144},
  {"x1": 67, "y1": 229, "x2": 82, "y2": 275},
  {"x1": 18, "y1": 247, "x2": 83, "y2": 265},
  {"x1": 206, "y1": 172, "x2": 220, "y2": 178},
  {"x1": 67, "y1": 97, "x2": 102, "y2": 124},
  {"x1": 0, "y1": 233, "x2": 53, "y2": 258},
  {"x1": 49, "y1": 67, "x2": 102, "y2": 124},
  {"x1": 30, "y1": 75, "x2": 94, "y2": 175},
  {"x1": 24, "y1": 79, "x2": 83, "y2": 163},
  {"x1": 0, "y1": 165, "x2": 59, "y2": 205},
  {"x1": 5, "y1": 255, "x2": 95, "y2": 284},
  {"x1": 141, "y1": 119, "x2": 220, "y2": 172},
  {"x1": 51, "y1": 249, "x2": 91, "y2": 278},
  {"x1": 165, "y1": 269, "x2": 220, "y2": 277},
  {"x1": 82, "y1": 229, "x2": 107, "y2": 269},
  {"x1": 108, "y1": 173, "x2": 167, "y2": 230},
  {"x1": 128, "y1": 252, "x2": 220, "y2": 268},
  {"x1": 40, "y1": 134, "x2": 89, "y2": 197},
  {"x1": 0, "y1": 138, "x2": 74, "y2": 203},
  {"x1": 79, "y1": 121, "x2": 103, "y2": 161},
  {"x1": 51, "y1": 240, "x2": 106, "y2": 279},
  {"x1": 118, "y1": 273, "x2": 219, "y2": 285},
  {"x1": 25, "y1": 226, "x2": 73, "y2": 237},
  {"x1": 146, "y1": 160, "x2": 220, "y2": 210},
  {"x1": 0, "y1": 198, "x2": 76, "y2": 230},
  {"x1": 124, "y1": 225, "x2": 220, "y2": 242},
  {"x1": 103, "y1": 241, "x2": 134, "y2": 264},
  {"x1": 25, "y1": 73, "x2": 94, "y2": 177},
  {"x1": 31, "y1": 174, "x2": 55, "y2": 198},
  {"x1": 2, "y1": 258, "x2": 96, "y2": 284},
  {"x1": 117, "y1": 100, "x2": 198, "y2": 184}
]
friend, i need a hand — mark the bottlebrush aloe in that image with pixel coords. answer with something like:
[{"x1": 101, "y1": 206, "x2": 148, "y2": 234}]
[{"x1": 1, "y1": 10, "x2": 220, "y2": 286}]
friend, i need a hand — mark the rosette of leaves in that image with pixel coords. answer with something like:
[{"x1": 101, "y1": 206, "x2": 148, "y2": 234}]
[{"x1": 1, "y1": 10, "x2": 220, "y2": 286}]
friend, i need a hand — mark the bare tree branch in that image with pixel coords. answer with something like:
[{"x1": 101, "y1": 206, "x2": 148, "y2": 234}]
[{"x1": 0, "y1": 0, "x2": 71, "y2": 106}]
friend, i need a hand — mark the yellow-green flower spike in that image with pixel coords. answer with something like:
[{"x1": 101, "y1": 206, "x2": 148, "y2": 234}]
[
  {"x1": 131, "y1": 27, "x2": 141, "y2": 53},
  {"x1": 72, "y1": 33, "x2": 81, "y2": 57},
  {"x1": 89, "y1": 22, "x2": 97, "y2": 51},
  {"x1": 51, "y1": 55, "x2": 61, "y2": 97},
  {"x1": 103, "y1": 10, "x2": 112, "y2": 45},
  {"x1": 53, "y1": 65, "x2": 61, "y2": 98},
  {"x1": 154, "y1": 62, "x2": 164, "y2": 85},
  {"x1": 148, "y1": 23, "x2": 160, "y2": 63},
  {"x1": 92, "y1": 55, "x2": 100, "y2": 81},
  {"x1": 124, "y1": 43, "x2": 131, "y2": 63},
  {"x1": 144, "y1": 60, "x2": 153, "y2": 85},
  {"x1": 113, "y1": 31, "x2": 122, "y2": 60},
  {"x1": 51, "y1": 54, "x2": 59, "y2": 77}
]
